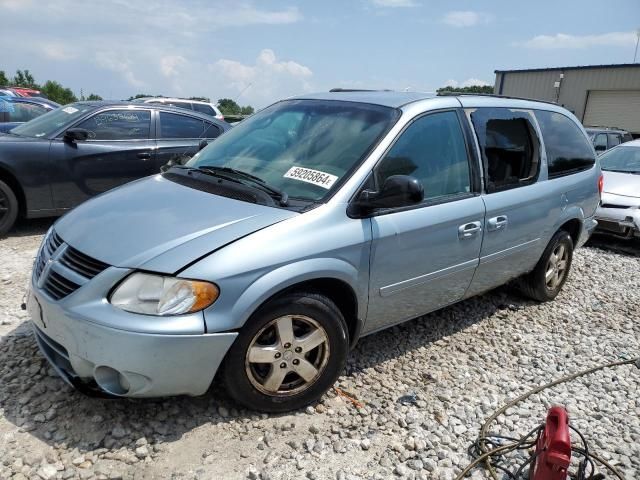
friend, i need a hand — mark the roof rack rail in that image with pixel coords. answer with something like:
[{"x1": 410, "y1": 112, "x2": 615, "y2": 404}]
[
  {"x1": 329, "y1": 88, "x2": 393, "y2": 93},
  {"x1": 436, "y1": 91, "x2": 560, "y2": 106}
]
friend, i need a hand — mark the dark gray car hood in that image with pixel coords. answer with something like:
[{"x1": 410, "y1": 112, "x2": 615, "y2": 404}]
[{"x1": 55, "y1": 175, "x2": 297, "y2": 273}]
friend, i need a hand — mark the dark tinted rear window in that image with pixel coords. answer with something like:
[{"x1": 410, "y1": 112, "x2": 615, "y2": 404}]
[
  {"x1": 160, "y1": 112, "x2": 206, "y2": 138},
  {"x1": 202, "y1": 122, "x2": 221, "y2": 138},
  {"x1": 534, "y1": 110, "x2": 595, "y2": 178}
]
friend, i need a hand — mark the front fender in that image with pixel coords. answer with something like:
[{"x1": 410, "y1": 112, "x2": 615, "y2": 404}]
[{"x1": 202, "y1": 257, "x2": 367, "y2": 333}]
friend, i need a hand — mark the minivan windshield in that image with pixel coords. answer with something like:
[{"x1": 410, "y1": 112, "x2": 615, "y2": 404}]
[
  {"x1": 186, "y1": 99, "x2": 398, "y2": 201},
  {"x1": 599, "y1": 146, "x2": 640, "y2": 174},
  {"x1": 10, "y1": 103, "x2": 96, "y2": 138}
]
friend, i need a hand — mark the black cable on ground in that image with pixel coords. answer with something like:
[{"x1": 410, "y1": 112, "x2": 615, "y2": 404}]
[{"x1": 454, "y1": 356, "x2": 640, "y2": 480}]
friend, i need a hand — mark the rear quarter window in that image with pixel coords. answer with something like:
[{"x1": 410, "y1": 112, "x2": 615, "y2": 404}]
[
  {"x1": 192, "y1": 103, "x2": 216, "y2": 116},
  {"x1": 534, "y1": 110, "x2": 595, "y2": 178}
]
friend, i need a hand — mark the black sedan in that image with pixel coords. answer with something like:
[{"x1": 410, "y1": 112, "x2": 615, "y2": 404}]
[{"x1": 0, "y1": 101, "x2": 231, "y2": 234}]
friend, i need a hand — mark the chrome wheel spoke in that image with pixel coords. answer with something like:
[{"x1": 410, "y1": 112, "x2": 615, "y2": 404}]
[
  {"x1": 248, "y1": 345, "x2": 278, "y2": 363},
  {"x1": 276, "y1": 316, "x2": 295, "y2": 346},
  {"x1": 297, "y1": 328, "x2": 326, "y2": 353},
  {"x1": 262, "y1": 366, "x2": 289, "y2": 392},
  {"x1": 556, "y1": 245, "x2": 565, "y2": 260},
  {"x1": 293, "y1": 358, "x2": 318, "y2": 382},
  {"x1": 545, "y1": 268, "x2": 555, "y2": 283},
  {"x1": 557, "y1": 260, "x2": 567, "y2": 272}
]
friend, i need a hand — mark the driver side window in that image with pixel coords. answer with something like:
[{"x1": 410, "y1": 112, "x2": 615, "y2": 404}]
[
  {"x1": 76, "y1": 110, "x2": 151, "y2": 140},
  {"x1": 375, "y1": 111, "x2": 471, "y2": 201}
]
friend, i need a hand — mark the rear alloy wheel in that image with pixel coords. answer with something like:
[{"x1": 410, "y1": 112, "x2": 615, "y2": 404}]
[
  {"x1": 223, "y1": 292, "x2": 348, "y2": 412},
  {"x1": 0, "y1": 179, "x2": 18, "y2": 237},
  {"x1": 520, "y1": 230, "x2": 574, "y2": 302}
]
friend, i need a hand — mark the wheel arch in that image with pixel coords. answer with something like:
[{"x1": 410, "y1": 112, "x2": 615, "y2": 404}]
[
  {"x1": 204, "y1": 258, "x2": 367, "y2": 347},
  {"x1": 0, "y1": 164, "x2": 25, "y2": 217}
]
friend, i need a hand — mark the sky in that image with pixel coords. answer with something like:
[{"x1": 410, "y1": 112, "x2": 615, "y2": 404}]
[{"x1": 1, "y1": 0, "x2": 639, "y2": 108}]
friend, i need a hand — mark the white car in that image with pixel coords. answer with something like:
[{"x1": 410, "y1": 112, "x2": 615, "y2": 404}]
[
  {"x1": 595, "y1": 139, "x2": 640, "y2": 239},
  {"x1": 137, "y1": 97, "x2": 224, "y2": 121}
]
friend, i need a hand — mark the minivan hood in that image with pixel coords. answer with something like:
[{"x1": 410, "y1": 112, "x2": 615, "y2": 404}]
[
  {"x1": 55, "y1": 175, "x2": 298, "y2": 273},
  {"x1": 602, "y1": 170, "x2": 640, "y2": 199}
]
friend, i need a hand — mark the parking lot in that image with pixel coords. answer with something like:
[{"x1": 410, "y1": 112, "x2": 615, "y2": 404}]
[{"x1": 0, "y1": 220, "x2": 638, "y2": 480}]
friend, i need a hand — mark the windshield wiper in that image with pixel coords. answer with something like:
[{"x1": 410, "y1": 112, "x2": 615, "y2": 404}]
[
  {"x1": 170, "y1": 165, "x2": 289, "y2": 206},
  {"x1": 197, "y1": 165, "x2": 289, "y2": 206}
]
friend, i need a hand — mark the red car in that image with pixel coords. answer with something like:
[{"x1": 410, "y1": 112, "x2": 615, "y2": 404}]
[{"x1": 7, "y1": 87, "x2": 47, "y2": 98}]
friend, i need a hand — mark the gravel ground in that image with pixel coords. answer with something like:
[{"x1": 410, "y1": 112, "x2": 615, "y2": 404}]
[{"x1": 0, "y1": 221, "x2": 639, "y2": 480}]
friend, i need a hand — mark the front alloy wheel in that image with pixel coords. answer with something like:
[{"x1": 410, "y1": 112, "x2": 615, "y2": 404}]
[
  {"x1": 246, "y1": 315, "x2": 330, "y2": 396},
  {"x1": 223, "y1": 292, "x2": 348, "y2": 412}
]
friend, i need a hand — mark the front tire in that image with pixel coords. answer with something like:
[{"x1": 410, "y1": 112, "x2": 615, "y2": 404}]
[
  {"x1": 520, "y1": 230, "x2": 574, "y2": 302},
  {"x1": 222, "y1": 292, "x2": 348, "y2": 413},
  {"x1": 0, "y1": 179, "x2": 18, "y2": 237}
]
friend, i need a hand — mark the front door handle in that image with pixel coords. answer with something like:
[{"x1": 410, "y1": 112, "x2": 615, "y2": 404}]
[
  {"x1": 458, "y1": 221, "x2": 482, "y2": 239},
  {"x1": 137, "y1": 152, "x2": 151, "y2": 159},
  {"x1": 487, "y1": 215, "x2": 508, "y2": 231}
]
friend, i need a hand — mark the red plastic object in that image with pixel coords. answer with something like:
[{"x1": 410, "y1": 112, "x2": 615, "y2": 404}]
[{"x1": 530, "y1": 406, "x2": 571, "y2": 480}]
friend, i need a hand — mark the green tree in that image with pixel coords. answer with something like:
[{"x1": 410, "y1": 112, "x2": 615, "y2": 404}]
[
  {"x1": 436, "y1": 85, "x2": 494, "y2": 95},
  {"x1": 240, "y1": 105, "x2": 255, "y2": 115},
  {"x1": 217, "y1": 98, "x2": 241, "y2": 116},
  {"x1": 12, "y1": 69, "x2": 38, "y2": 88},
  {"x1": 0, "y1": 71, "x2": 8, "y2": 87},
  {"x1": 86, "y1": 93, "x2": 103, "y2": 101},
  {"x1": 40, "y1": 80, "x2": 77, "y2": 105}
]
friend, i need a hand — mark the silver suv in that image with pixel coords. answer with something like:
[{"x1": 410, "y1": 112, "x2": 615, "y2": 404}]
[
  {"x1": 136, "y1": 97, "x2": 225, "y2": 121},
  {"x1": 27, "y1": 91, "x2": 600, "y2": 412}
]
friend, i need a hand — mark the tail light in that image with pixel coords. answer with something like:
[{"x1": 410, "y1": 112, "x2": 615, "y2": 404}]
[{"x1": 598, "y1": 173, "x2": 604, "y2": 194}]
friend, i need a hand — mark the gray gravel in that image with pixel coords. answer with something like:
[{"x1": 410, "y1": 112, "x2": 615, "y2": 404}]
[{"x1": 0, "y1": 222, "x2": 639, "y2": 480}]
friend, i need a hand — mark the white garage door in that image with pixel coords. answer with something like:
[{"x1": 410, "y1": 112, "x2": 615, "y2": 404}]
[{"x1": 584, "y1": 90, "x2": 640, "y2": 135}]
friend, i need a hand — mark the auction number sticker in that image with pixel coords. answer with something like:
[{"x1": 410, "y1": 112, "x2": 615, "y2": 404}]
[
  {"x1": 283, "y1": 166, "x2": 338, "y2": 189},
  {"x1": 62, "y1": 106, "x2": 79, "y2": 114}
]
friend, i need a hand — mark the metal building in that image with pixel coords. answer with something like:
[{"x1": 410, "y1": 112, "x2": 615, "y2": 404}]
[{"x1": 494, "y1": 64, "x2": 640, "y2": 136}]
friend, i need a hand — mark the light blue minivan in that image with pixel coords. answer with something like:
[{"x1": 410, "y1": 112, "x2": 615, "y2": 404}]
[{"x1": 27, "y1": 91, "x2": 600, "y2": 412}]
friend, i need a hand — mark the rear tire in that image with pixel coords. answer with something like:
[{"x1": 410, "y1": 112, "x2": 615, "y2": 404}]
[
  {"x1": 222, "y1": 292, "x2": 348, "y2": 413},
  {"x1": 0, "y1": 179, "x2": 18, "y2": 237},
  {"x1": 520, "y1": 230, "x2": 574, "y2": 302}
]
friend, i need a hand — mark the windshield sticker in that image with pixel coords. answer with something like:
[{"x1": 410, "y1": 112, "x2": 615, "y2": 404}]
[
  {"x1": 62, "y1": 106, "x2": 79, "y2": 114},
  {"x1": 283, "y1": 166, "x2": 338, "y2": 189}
]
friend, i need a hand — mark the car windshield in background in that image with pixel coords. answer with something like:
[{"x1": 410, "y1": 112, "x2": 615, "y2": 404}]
[
  {"x1": 599, "y1": 146, "x2": 640, "y2": 174},
  {"x1": 186, "y1": 99, "x2": 398, "y2": 201},
  {"x1": 10, "y1": 103, "x2": 95, "y2": 138}
]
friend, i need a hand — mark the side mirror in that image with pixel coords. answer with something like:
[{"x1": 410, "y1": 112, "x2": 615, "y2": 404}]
[
  {"x1": 198, "y1": 139, "x2": 208, "y2": 151},
  {"x1": 64, "y1": 128, "x2": 89, "y2": 142},
  {"x1": 351, "y1": 175, "x2": 424, "y2": 216}
]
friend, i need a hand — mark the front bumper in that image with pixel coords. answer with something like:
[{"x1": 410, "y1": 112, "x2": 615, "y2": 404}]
[
  {"x1": 26, "y1": 287, "x2": 237, "y2": 398},
  {"x1": 595, "y1": 206, "x2": 640, "y2": 239}
]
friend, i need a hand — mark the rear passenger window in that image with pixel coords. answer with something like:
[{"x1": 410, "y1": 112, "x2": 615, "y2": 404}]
[
  {"x1": 608, "y1": 134, "x2": 621, "y2": 148},
  {"x1": 593, "y1": 134, "x2": 607, "y2": 151},
  {"x1": 534, "y1": 110, "x2": 596, "y2": 177},
  {"x1": 469, "y1": 108, "x2": 539, "y2": 192},
  {"x1": 193, "y1": 103, "x2": 216, "y2": 116},
  {"x1": 160, "y1": 112, "x2": 205, "y2": 138},
  {"x1": 375, "y1": 111, "x2": 471, "y2": 201}
]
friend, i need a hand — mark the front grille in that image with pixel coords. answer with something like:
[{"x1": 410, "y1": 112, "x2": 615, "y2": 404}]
[
  {"x1": 60, "y1": 246, "x2": 108, "y2": 279},
  {"x1": 43, "y1": 270, "x2": 81, "y2": 301},
  {"x1": 34, "y1": 230, "x2": 111, "y2": 301},
  {"x1": 45, "y1": 230, "x2": 63, "y2": 255}
]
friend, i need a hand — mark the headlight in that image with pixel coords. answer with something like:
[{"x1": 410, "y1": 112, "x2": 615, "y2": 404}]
[{"x1": 110, "y1": 273, "x2": 219, "y2": 316}]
